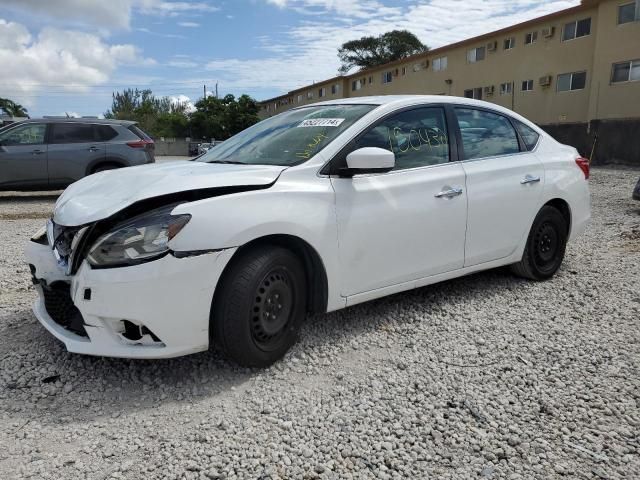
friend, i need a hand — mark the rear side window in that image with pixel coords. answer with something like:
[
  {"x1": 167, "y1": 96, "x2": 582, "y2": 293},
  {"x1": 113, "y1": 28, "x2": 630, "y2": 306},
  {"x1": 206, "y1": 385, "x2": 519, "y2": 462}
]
[
  {"x1": 350, "y1": 107, "x2": 450, "y2": 170},
  {"x1": 455, "y1": 108, "x2": 520, "y2": 160},
  {"x1": 128, "y1": 125, "x2": 152, "y2": 140},
  {"x1": 94, "y1": 125, "x2": 118, "y2": 141},
  {"x1": 50, "y1": 123, "x2": 95, "y2": 144},
  {"x1": 514, "y1": 120, "x2": 540, "y2": 151}
]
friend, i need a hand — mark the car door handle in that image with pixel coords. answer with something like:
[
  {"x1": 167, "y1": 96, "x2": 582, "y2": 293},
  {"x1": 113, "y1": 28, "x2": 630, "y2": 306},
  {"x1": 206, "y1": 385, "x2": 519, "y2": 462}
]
[
  {"x1": 31, "y1": 149, "x2": 45, "y2": 155},
  {"x1": 434, "y1": 187, "x2": 463, "y2": 198},
  {"x1": 521, "y1": 174, "x2": 541, "y2": 185},
  {"x1": 88, "y1": 146, "x2": 100, "y2": 152}
]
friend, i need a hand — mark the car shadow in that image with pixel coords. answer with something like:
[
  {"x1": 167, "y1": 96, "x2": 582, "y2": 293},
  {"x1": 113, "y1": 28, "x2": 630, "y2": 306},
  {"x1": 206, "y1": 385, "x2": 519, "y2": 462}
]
[
  {"x1": 1, "y1": 266, "x2": 534, "y2": 426},
  {"x1": 0, "y1": 193, "x2": 61, "y2": 201}
]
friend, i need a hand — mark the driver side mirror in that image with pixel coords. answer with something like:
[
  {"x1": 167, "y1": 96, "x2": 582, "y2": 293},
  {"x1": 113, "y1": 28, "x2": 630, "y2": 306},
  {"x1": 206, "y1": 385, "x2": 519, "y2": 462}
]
[{"x1": 340, "y1": 147, "x2": 395, "y2": 177}]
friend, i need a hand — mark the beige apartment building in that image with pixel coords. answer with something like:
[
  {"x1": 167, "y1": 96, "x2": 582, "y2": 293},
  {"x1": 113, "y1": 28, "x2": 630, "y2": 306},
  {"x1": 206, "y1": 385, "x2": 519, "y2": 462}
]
[{"x1": 259, "y1": 0, "x2": 640, "y2": 160}]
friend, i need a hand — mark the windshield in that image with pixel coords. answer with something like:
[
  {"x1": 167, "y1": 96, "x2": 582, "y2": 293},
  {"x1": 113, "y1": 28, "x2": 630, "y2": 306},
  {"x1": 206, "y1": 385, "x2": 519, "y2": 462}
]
[{"x1": 197, "y1": 104, "x2": 376, "y2": 166}]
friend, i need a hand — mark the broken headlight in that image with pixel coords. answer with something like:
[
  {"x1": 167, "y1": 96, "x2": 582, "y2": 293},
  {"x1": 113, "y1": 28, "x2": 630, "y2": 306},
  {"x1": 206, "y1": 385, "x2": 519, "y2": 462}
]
[{"x1": 87, "y1": 206, "x2": 191, "y2": 268}]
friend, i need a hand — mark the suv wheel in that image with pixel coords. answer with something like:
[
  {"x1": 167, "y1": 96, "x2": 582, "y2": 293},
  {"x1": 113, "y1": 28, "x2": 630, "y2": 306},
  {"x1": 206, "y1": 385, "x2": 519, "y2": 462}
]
[
  {"x1": 92, "y1": 163, "x2": 121, "y2": 174},
  {"x1": 211, "y1": 245, "x2": 307, "y2": 367}
]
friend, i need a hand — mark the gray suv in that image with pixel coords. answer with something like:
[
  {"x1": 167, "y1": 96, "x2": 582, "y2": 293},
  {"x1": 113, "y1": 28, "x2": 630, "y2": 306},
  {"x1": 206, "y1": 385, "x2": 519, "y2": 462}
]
[{"x1": 0, "y1": 118, "x2": 154, "y2": 191}]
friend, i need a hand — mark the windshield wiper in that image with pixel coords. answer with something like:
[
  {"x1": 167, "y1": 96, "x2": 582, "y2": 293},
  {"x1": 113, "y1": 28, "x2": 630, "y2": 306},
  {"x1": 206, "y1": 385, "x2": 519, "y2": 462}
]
[{"x1": 207, "y1": 160, "x2": 247, "y2": 165}]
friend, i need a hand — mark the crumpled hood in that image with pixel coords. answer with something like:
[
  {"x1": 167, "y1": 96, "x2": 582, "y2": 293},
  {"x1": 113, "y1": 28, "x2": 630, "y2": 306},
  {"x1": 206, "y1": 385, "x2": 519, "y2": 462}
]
[{"x1": 53, "y1": 161, "x2": 286, "y2": 226}]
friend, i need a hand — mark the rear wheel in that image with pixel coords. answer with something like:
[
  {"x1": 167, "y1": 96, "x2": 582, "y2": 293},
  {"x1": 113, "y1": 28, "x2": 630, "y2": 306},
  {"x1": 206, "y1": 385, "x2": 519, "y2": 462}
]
[
  {"x1": 511, "y1": 205, "x2": 568, "y2": 280},
  {"x1": 211, "y1": 245, "x2": 307, "y2": 367},
  {"x1": 91, "y1": 163, "x2": 121, "y2": 174}
]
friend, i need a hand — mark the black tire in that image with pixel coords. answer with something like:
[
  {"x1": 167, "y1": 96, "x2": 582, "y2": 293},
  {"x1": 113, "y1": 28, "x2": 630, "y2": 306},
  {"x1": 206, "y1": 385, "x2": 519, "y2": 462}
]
[
  {"x1": 211, "y1": 245, "x2": 307, "y2": 367},
  {"x1": 511, "y1": 205, "x2": 568, "y2": 280},
  {"x1": 91, "y1": 163, "x2": 121, "y2": 174}
]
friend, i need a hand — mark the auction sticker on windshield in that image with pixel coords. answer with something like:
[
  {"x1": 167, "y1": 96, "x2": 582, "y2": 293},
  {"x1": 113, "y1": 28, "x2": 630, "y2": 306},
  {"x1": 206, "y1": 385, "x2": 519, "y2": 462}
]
[{"x1": 297, "y1": 118, "x2": 345, "y2": 128}]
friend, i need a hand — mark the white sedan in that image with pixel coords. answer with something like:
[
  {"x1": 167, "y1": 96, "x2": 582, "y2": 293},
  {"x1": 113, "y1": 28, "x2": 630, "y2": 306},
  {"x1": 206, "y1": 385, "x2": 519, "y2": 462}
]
[{"x1": 26, "y1": 96, "x2": 590, "y2": 366}]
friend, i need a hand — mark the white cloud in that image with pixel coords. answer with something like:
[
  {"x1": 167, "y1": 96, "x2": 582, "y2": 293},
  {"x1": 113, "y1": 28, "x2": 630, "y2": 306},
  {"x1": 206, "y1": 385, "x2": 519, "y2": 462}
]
[
  {"x1": 0, "y1": 19, "x2": 155, "y2": 107},
  {"x1": 264, "y1": 0, "x2": 394, "y2": 18},
  {"x1": 177, "y1": 22, "x2": 201, "y2": 27},
  {"x1": 1, "y1": 0, "x2": 218, "y2": 30},
  {"x1": 169, "y1": 94, "x2": 196, "y2": 113},
  {"x1": 167, "y1": 59, "x2": 199, "y2": 68},
  {"x1": 213, "y1": 0, "x2": 580, "y2": 97}
]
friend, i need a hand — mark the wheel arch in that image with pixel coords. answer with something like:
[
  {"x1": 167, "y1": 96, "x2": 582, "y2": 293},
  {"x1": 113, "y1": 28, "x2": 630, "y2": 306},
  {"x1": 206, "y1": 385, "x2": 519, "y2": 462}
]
[
  {"x1": 543, "y1": 198, "x2": 572, "y2": 235},
  {"x1": 215, "y1": 234, "x2": 329, "y2": 316},
  {"x1": 86, "y1": 158, "x2": 126, "y2": 176}
]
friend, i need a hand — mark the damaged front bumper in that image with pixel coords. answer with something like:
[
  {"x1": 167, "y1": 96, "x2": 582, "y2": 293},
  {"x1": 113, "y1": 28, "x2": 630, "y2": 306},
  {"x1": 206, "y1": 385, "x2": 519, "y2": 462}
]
[{"x1": 25, "y1": 239, "x2": 236, "y2": 359}]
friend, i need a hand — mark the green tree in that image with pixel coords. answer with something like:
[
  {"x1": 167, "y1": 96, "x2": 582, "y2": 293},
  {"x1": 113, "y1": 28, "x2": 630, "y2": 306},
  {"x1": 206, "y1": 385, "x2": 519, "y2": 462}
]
[
  {"x1": 0, "y1": 97, "x2": 29, "y2": 117},
  {"x1": 190, "y1": 94, "x2": 259, "y2": 141},
  {"x1": 338, "y1": 30, "x2": 429, "y2": 74},
  {"x1": 104, "y1": 88, "x2": 190, "y2": 138}
]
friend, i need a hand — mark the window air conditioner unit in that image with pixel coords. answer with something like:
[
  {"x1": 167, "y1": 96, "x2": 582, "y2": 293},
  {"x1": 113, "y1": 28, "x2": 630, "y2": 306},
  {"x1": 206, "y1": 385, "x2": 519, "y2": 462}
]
[
  {"x1": 542, "y1": 26, "x2": 555, "y2": 38},
  {"x1": 539, "y1": 75, "x2": 553, "y2": 87},
  {"x1": 484, "y1": 85, "x2": 495, "y2": 95},
  {"x1": 487, "y1": 41, "x2": 498, "y2": 52}
]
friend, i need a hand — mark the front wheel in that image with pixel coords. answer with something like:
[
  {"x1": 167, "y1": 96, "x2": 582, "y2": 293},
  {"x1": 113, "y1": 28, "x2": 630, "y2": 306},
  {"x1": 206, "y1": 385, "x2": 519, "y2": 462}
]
[
  {"x1": 511, "y1": 205, "x2": 568, "y2": 280},
  {"x1": 211, "y1": 245, "x2": 307, "y2": 367}
]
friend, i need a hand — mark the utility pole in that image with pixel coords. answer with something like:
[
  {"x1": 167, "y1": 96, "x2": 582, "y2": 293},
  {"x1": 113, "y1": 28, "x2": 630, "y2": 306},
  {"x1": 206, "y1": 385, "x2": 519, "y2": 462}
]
[
  {"x1": 215, "y1": 82, "x2": 219, "y2": 99},
  {"x1": 203, "y1": 84, "x2": 207, "y2": 100}
]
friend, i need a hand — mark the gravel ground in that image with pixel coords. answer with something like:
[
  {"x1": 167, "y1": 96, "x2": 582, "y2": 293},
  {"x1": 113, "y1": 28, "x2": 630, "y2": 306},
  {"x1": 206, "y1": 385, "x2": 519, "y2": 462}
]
[{"x1": 0, "y1": 167, "x2": 639, "y2": 480}]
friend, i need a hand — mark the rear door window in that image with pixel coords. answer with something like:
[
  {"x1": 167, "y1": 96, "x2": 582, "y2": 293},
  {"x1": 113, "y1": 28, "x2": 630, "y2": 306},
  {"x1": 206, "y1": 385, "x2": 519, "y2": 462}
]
[
  {"x1": 50, "y1": 123, "x2": 96, "y2": 143},
  {"x1": 94, "y1": 125, "x2": 118, "y2": 141},
  {"x1": 349, "y1": 107, "x2": 450, "y2": 170},
  {"x1": 513, "y1": 120, "x2": 540, "y2": 151},
  {"x1": 455, "y1": 108, "x2": 520, "y2": 160}
]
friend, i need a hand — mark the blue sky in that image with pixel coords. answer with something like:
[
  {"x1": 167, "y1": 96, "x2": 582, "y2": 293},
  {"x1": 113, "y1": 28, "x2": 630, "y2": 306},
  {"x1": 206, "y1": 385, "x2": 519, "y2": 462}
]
[{"x1": 0, "y1": 0, "x2": 579, "y2": 117}]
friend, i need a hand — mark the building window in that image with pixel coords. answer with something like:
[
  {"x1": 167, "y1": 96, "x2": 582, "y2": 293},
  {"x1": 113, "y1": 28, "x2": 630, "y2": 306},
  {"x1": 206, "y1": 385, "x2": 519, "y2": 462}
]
[
  {"x1": 521, "y1": 79, "x2": 534, "y2": 91},
  {"x1": 382, "y1": 71, "x2": 393, "y2": 84},
  {"x1": 467, "y1": 46, "x2": 486, "y2": 63},
  {"x1": 525, "y1": 31, "x2": 538, "y2": 44},
  {"x1": 504, "y1": 37, "x2": 515, "y2": 50},
  {"x1": 433, "y1": 56, "x2": 447, "y2": 71},
  {"x1": 463, "y1": 88, "x2": 483, "y2": 100},
  {"x1": 557, "y1": 71, "x2": 587, "y2": 91},
  {"x1": 307, "y1": 91, "x2": 313, "y2": 99},
  {"x1": 401, "y1": 67, "x2": 406, "y2": 75},
  {"x1": 618, "y1": 1, "x2": 640, "y2": 24},
  {"x1": 351, "y1": 79, "x2": 363, "y2": 91},
  {"x1": 562, "y1": 18, "x2": 591, "y2": 41},
  {"x1": 611, "y1": 59, "x2": 640, "y2": 83},
  {"x1": 500, "y1": 82, "x2": 513, "y2": 95},
  {"x1": 331, "y1": 84, "x2": 340, "y2": 95},
  {"x1": 297, "y1": 95, "x2": 303, "y2": 103},
  {"x1": 368, "y1": 76, "x2": 373, "y2": 84},
  {"x1": 318, "y1": 87, "x2": 326, "y2": 98}
]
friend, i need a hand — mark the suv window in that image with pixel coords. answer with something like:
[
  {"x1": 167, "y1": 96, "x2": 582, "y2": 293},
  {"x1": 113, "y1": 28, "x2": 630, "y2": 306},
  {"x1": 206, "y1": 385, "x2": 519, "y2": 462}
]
[
  {"x1": 514, "y1": 120, "x2": 540, "y2": 151},
  {"x1": 95, "y1": 125, "x2": 118, "y2": 141},
  {"x1": 50, "y1": 123, "x2": 96, "y2": 144},
  {"x1": 0, "y1": 123, "x2": 46, "y2": 145},
  {"x1": 455, "y1": 108, "x2": 520, "y2": 160},
  {"x1": 349, "y1": 107, "x2": 450, "y2": 171}
]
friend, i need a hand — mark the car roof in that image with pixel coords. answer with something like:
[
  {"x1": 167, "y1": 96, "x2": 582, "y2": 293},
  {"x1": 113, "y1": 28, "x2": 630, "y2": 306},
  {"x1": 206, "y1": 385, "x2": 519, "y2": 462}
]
[
  {"x1": 16, "y1": 118, "x2": 137, "y2": 127},
  {"x1": 300, "y1": 95, "x2": 539, "y2": 129}
]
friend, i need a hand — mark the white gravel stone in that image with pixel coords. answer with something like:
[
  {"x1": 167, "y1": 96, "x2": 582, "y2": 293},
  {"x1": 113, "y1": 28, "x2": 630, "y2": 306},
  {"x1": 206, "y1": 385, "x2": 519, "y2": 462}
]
[{"x1": 1, "y1": 167, "x2": 639, "y2": 479}]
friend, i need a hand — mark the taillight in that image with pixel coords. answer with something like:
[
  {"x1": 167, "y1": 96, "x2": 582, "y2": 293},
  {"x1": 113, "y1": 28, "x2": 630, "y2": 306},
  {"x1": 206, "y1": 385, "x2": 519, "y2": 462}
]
[
  {"x1": 575, "y1": 157, "x2": 590, "y2": 180},
  {"x1": 126, "y1": 139, "x2": 154, "y2": 149}
]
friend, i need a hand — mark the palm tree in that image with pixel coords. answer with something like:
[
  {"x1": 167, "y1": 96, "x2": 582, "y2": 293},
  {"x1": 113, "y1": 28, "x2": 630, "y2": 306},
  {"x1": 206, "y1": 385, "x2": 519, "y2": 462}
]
[{"x1": 0, "y1": 98, "x2": 29, "y2": 117}]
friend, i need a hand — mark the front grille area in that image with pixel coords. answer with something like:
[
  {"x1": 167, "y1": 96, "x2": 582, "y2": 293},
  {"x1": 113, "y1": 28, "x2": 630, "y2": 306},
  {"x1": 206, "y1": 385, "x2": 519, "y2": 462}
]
[{"x1": 42, "y1": 282, "x2": 88, "y2": 337}]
